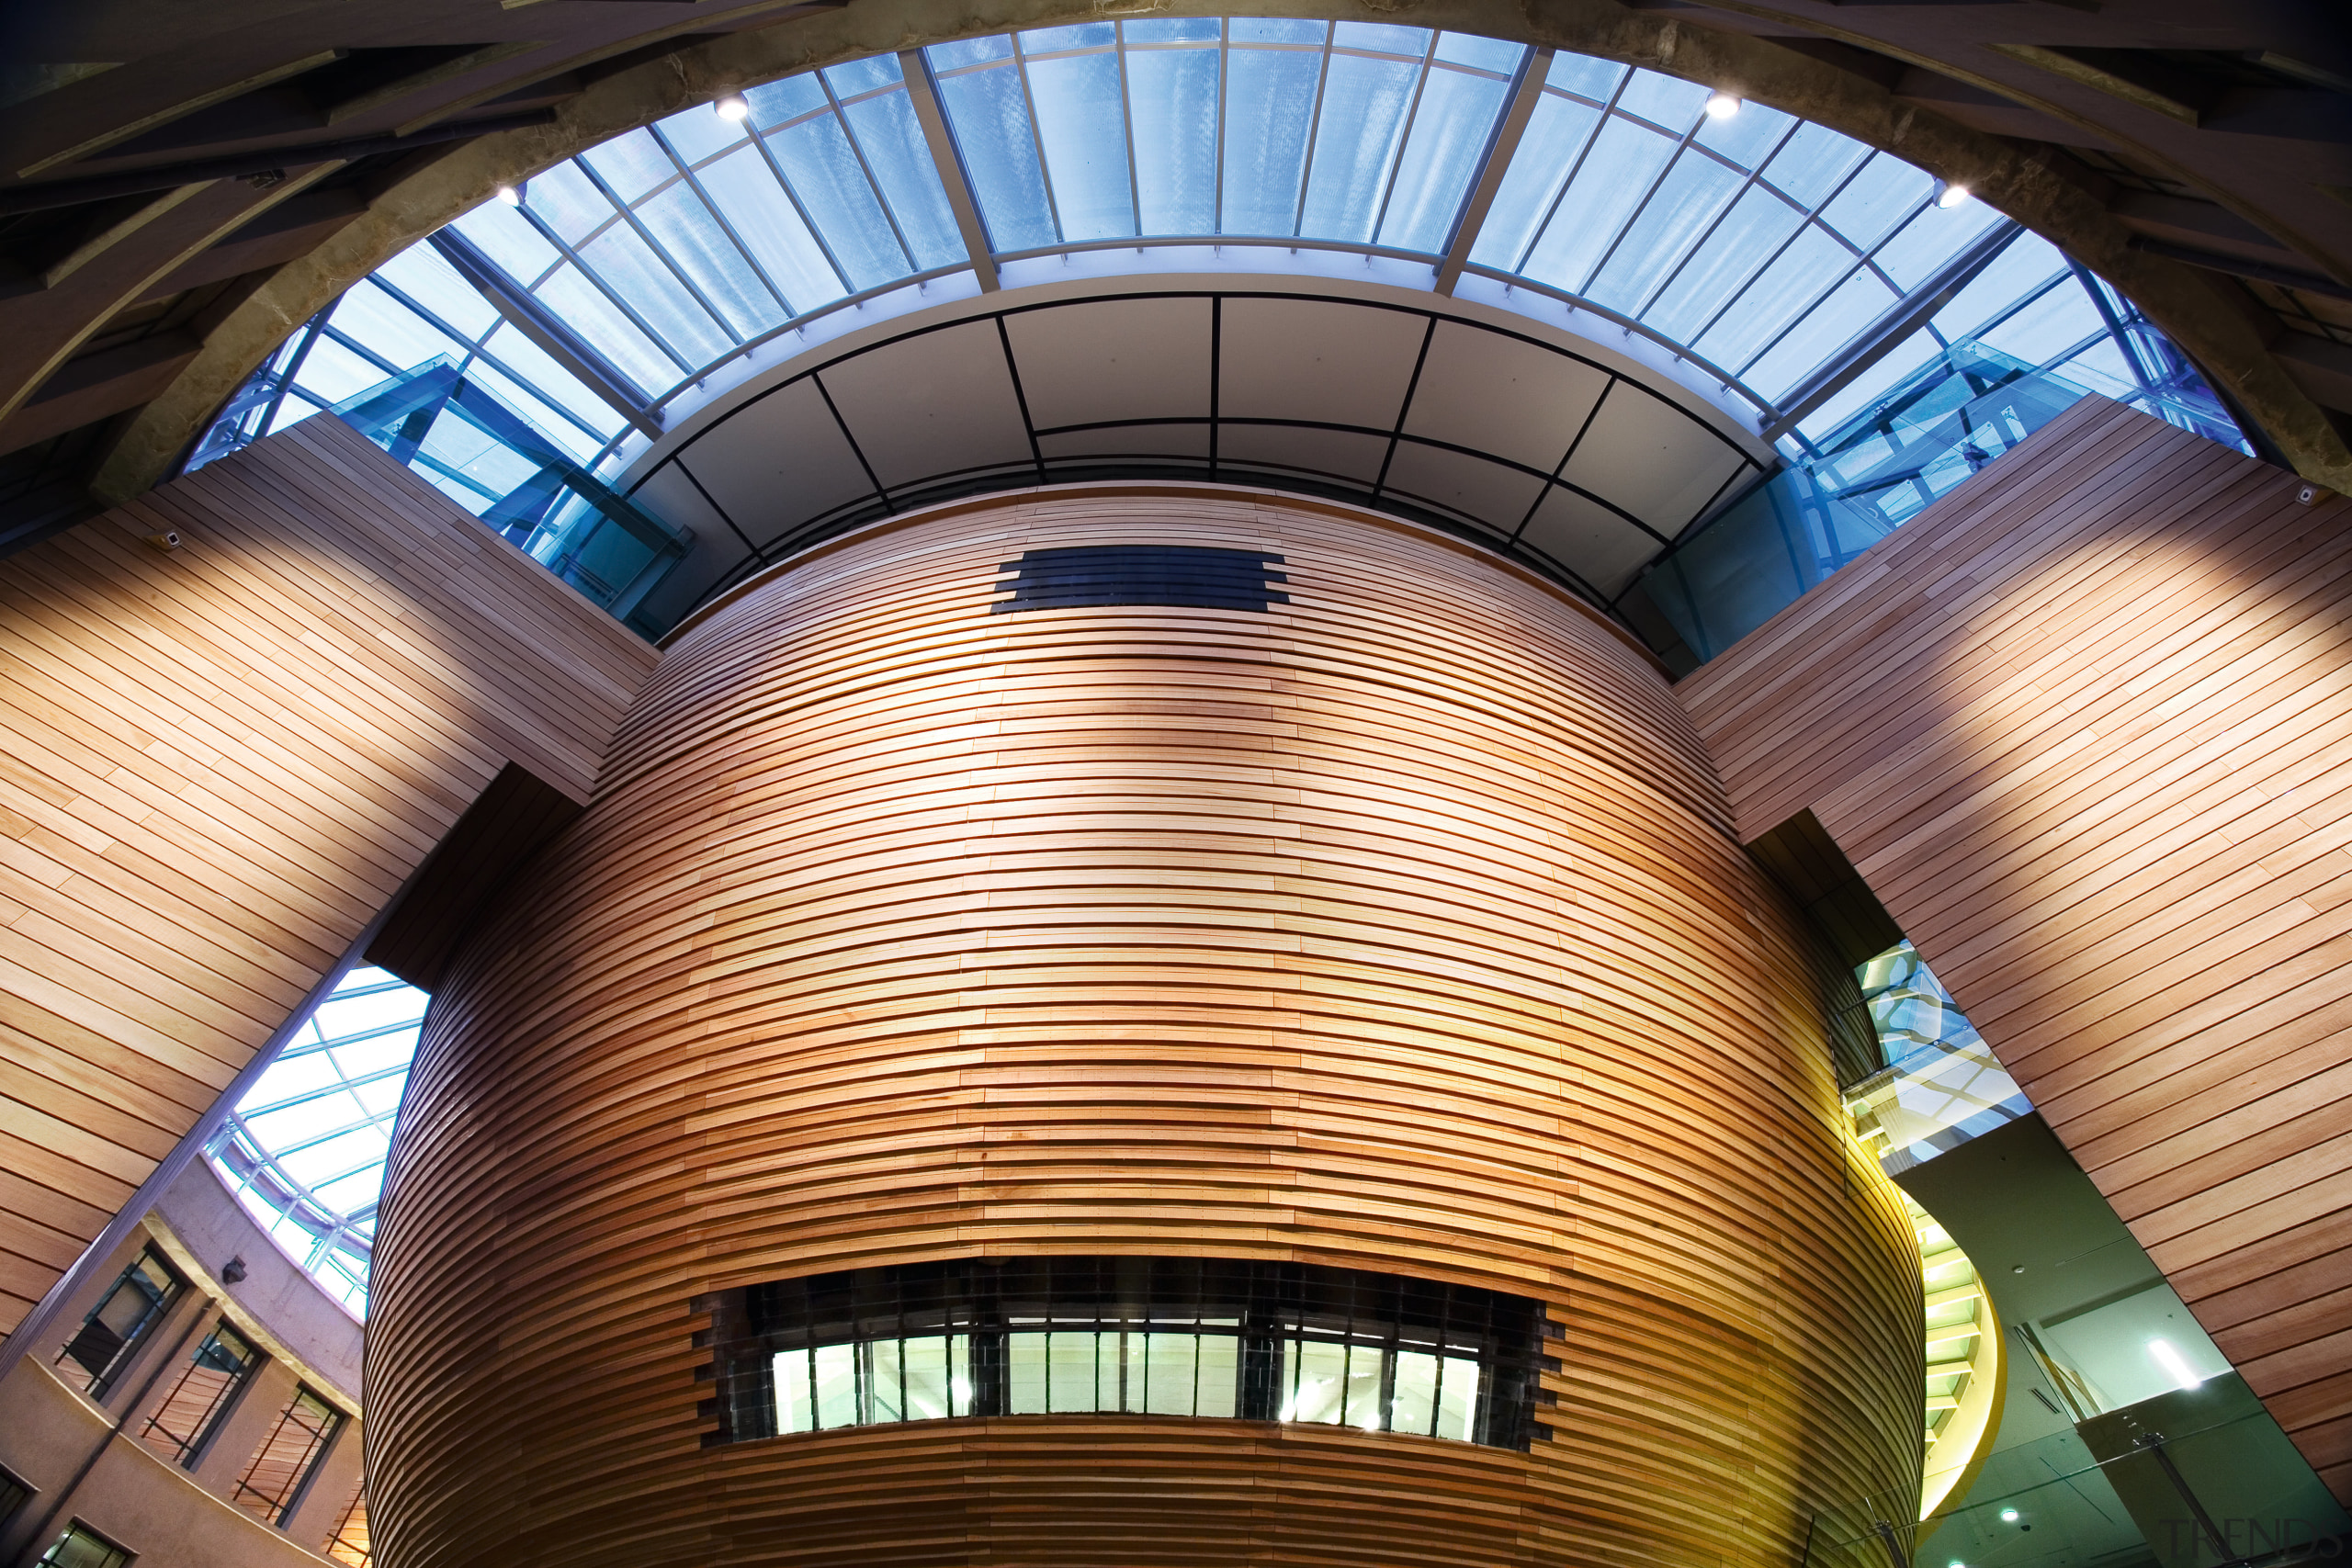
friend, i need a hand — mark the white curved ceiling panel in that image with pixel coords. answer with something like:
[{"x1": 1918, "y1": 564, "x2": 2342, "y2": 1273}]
[
  {"x1": 1559, "y1": 383, "x2": 1751, "y2": 536},
  {"x1": 1401, "y1": 322, "x2": 1611, "y2": 477},
  {"x1": 1520, "y1": 488, "x2": 1660, "y2": 598},
  {"x1": 684, "y1": 377, "x2": 876, "y2": 547},
  {"x1": 1216, "y1": 298, "x2": 1427, "y2": 430},
  {"x1": 818, "y1": 320, "x2": 1032, "y2": 490},
  {"x1": 1004, "y1": 297, "x2": 1214, "y2": 428}
]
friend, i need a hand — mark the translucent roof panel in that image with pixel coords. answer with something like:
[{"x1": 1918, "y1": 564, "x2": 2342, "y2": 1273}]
[
  {"x1": 208, "y1": 967, "x2": 430, "y2": 1315},
  {"x1": 192, "y1": 20, "x2": 2240, "y2": 498}
]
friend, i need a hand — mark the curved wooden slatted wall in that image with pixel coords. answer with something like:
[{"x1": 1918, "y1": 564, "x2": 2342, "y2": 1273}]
[{"x1": 368, "y1": 487, "x2": 1922, "y2": 1568}]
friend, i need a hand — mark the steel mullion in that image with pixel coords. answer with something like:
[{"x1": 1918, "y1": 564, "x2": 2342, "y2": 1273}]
[
  {"x1": 1724, "y1": 164, "x2": 1898, "y2": 381},
  {"x1": 246, "y1": 1106, "x2": 400, "y2": 1168},
  {"x1": 1510, "y1": 71, "x2": 1629, "y2": 276},
  {"x1": 1623, "y1": 118, "x2": 1803, "y2": 323},
  {"x1": 242, "y1": 1062, "x2": 413, "y2": 1120},
  {"x1": 571, "y1": 153, "x2": 747, "y2": 345},
  {"x1": 1213, "y1": 21, "x2": 1229, "y2": 233},
  {"x1": 1288, "y1": 28, "x2": 1340, "y2": 238},
  {"x1": 514, "y1": 193, "x2": 699, "y2": 375},
  {"x1": 650, "y1": 126, "x2": 798, "y2": 315},
  {"x1": 1114, "y1": 24, "x2": 1144, "y2": 236},
  {"x1": 746, "y1": 121, "x2": 860, "y2": 297},
  {"x1": 818, "y1": 72, "x2": 922, "y2": 273},
  {"x1": 255, "y1": 310, "x2": 329, "y2": 439},
  {"x1": 1366, "y1": 38, "x2": 1440, "y2": 244},
  {"x1": 1007, "y1": 38, "x2": 1069, "y2": 243}
]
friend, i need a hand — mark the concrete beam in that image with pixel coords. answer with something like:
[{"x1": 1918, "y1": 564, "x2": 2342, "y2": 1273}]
[
  {"x1": 87, "y1": 0, "x2": 2352, "y2": 503},
  {"x1": 0, "y1": 330, "x2": 199, "y2": 456}
]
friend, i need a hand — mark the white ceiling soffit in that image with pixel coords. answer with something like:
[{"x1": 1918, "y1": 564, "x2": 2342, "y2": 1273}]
[{"x1": 622, "y1": 272, "x2": 1769, "y2": 628}]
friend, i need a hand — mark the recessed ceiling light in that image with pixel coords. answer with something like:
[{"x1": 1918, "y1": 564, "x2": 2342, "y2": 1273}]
[
  {"x1": 1938, "y1": 181, "x2": 1972, "y2": 209},
  {"x1": 1705, "y1": 92, "x2": 1741, "y2": 119},
  {"x1": 496, "y1": 183, "x2": 525, "y2": 207},
  {"x1": 716, "y1": 91, "x2": 752, "y2": 122}
]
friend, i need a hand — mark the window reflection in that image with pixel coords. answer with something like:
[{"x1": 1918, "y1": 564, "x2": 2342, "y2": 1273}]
[{"x1": 718, "y1": 1257, "x2": 1546, "y2": 1450}]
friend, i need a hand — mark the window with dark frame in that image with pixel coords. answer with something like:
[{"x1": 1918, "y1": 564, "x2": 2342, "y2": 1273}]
[
  {"x1": 138, "y1": 1321, "x2": 263, "y2": 1468},
  {"x1": 707, "y1": 1257, "x2": 1552, "y2": 1451},
  {"x1": 36, "y1": 1523, "x2": 130, "y2": 1568},
  {"x1": 57, "y1": 1246, "x2": 185, "y2": 1398},
  {"x1": 0, "y1": 1464, "x2": 31, "y2": 1529},
  {"x1": 231, "y1": 1385, "x2": 346, "y2": 1529},
  {"x1": 324, "y1": 1482, "x2": 371, "y2": 1568}
]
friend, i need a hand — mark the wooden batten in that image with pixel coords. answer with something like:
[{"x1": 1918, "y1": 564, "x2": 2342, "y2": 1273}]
[
  {"x1": 368, "y1": 489, "x2": 1922, "y2": 1568},
  {"x1": 0, "y1": 415, "x2": 659, "y2": 1337},
  {"x1": 1679, "y1": 396, "x2": 2352, "y2": 1502}
]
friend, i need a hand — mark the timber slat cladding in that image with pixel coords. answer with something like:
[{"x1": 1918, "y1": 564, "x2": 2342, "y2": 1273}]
[
  {"x1": 1679, "y1": 397, "x2": 2352, "y2": 1500},
  {"x1": 371, "y1": 488, "x2": 1919, "y2": 1568},
  {"x1": 0, "y1": 416, "x2": 658, "y2": 1336}
]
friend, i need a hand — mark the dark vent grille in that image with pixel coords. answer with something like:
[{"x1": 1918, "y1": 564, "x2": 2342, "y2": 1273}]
[{"x1": 993, "y1": 545, "x2": 1288, "y2": 614}]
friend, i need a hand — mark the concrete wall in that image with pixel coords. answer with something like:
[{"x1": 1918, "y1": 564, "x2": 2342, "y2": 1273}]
[{"x1": 0, "y1": 1162, "x2": 363, "y2": 1568}]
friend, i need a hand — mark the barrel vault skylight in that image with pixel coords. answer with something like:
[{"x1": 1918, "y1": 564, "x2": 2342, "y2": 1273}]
[
  {"x1": 191, "y1": 23, "x2": 2246, "y2": 1313},
  {"x1": 200, "y1": 17, "x2": 2236, "y2": 495}
]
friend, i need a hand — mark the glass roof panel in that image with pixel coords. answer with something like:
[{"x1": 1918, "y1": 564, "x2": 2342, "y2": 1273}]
[
  {"x1": 204, "y1": 19, "x2": 2241, "y2": 504},
  {"x1": 1024, "y1": 43, "x2": 1136, "y2": 241},
  {"x1": 209, "y1": 966, "x2": 430, "y2": 1316},
  {"x1": 1126, "y1": 42, "x2": 1219, "y2": 233}
]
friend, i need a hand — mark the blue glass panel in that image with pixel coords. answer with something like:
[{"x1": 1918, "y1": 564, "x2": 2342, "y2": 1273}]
[
  {"x1": 823, "y1": 54, "x2": 902, "y2": 96},
  {"x1": 747, "y1": 73, "x2": 829, "y2": 128},
  {"x1": 1296, "y1": 51, "x2": 1418, "y2": 242},
  {"x1": 933, "y1": 62, "x2": 1058, "y2": 250},
  {"x1": 660, "y1": 100, "x2": 752, "y2": 165},
  {"x1": 1021, "y1": 22, "x2": 1114, "y2": 50},
  {"x1": 1025, "y1": 49, "x2": 1135, "y2": 241},
  {"x1": 1517, "y1": 113, "x2": 1677, "y2": 294},
  {"x1": 1977, "y1": 275, "x2": 2105, "y2": 366},
  {"x1": 769, "y1": 110, "x2": 918, "y2": 286},
  {"x1": 1127, "y1": 44, "x2": 1219, "y2": 234},
  {"x1": 928, "y1": 36, "x2": 1015, "y2": 69},
  {"x1": 1818, "y1": 151, "x2": 1932, "y2": 252},
  {"x1": 1467, "y1": 92, "x2": 1600, "y2": 271},
  {"x1": 1690, "y1": 223, "x2": 1849, "y2": 370},
  {"x1": 1434, "y1": 32, "x2": 1524, "y2": 73},
  {"x1": 1377, "y1": 64, "x2": 1510, "y2": 254},
  {"x1": 839, "y1": 88, "x2": 967, "y2": 268},
  {"x1": 1796, "y1": 325, "x2": 1943, "y2": 438},
  {"x1": 697, "y1": 142, "x2": 847, "y2": 311},
  {"x1": 1230, "y1": 17, "x2": 1324, "y2": 43},
  {"x1": 460, "y1": 349, "x2": 614, "y2": 461},
  {"x1": 533, "y1": 263, "x2": 683, "y2": 390},
  {"x1": 1614, "y1": 69, "x2": 1709, "y2": 132},
  {"x1": 470, "y1": 325, "x2": 628, "y2": 446},
  {"x1": 294, "y1": 333, "x2": 399, "y2": 405},
  {"x1": 1692, "y1": 99, "x2": 1793, "y2": 170},
  {"x1": 1932, "y1": 232, "x2": 2065, "y2": 339},
  {"x1": 581, "y1": 221, "x2": 734, "y2": 364},
  {"x1": 525, "y1": 161, "x2": 616, "y2": 245},
  {"x1": 635, "y1": 182, "x2": 788, "y2": 335},
  {"x1": 1333, "y1": 22, "x2": 1429, "y2": 56},
  {"x1": 334, "y1": 285, "x2": 471, "y2": 372},
  {"x1": 583, "y1": 128, "x2": 677, "y2": 204},
  {"x1": 1740, "y1": 267, "x2": 1897, "y2": 395},
  {"x1": 1639, "y1": 184, "x2": 1804, "y2": 344},
  {"x1": 1582, "y1": 146, "x2": 1744, "y2": 314},
  {"x1": 375, "y1": 244, "x2": 500, "y2": 339},
  {"x1": 1220, "y1": 45, "x2": 1322, "y2": 235},
  {"x1": 1871, "y1": 196, "x2": 2003, "y2": 289},
  {"x1": 1545, "y1": 52, "x2": 1625, "y2": 103},
  {"x1": 1125, "y1": 17, "x2": 1220, "y2": 41},
  {"x1": 1759, "y1": 119, "x2": 1870, "y2": 208}
]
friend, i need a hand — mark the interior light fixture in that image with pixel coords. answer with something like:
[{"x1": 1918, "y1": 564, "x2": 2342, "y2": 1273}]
[
  {"x1": 715, "y1": 90, "x2": 752, "y2": 122},
  {"x1": 1704, "y1": 92, "x2": 1741, "y2": 119},
  {"x1": 2147, "y1": 1337, "x2": 2204, "y2": 1391},
  {"x1": 1937, "y1": 180, "x2": 1972, "y2": 209},
  {"x1": 2000, "y1": 1509, "x2": 2019, "y2": 1524},
  {"x1": 497, "y1": 182, "x2": 525, "y2": 207}
]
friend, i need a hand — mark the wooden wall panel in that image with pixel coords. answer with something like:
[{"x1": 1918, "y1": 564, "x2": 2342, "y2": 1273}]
[
  {"x1": 0, "y1": 415, "x2": 659, "y2": 1337},
  {"x1": 370, "y1": 488, "x2": 1921, "y2": 1568},
  {"x1": 1678, "y1": 397, "x2": 2352, "y2": 1500}
]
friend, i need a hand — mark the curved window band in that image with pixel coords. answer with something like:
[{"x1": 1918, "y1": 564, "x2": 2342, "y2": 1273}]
[{"x1": 707, "y1": 1257, "x2": 1552, "y2": 1450}]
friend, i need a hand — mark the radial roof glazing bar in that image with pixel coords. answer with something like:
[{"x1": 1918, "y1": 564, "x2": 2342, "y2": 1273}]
[
  {"x1": 900, "y1": 50, "x2": 1000, "y2": 289},
  {"x1": 1435, "y1": 48, "x2": 1549, "y2": 296}
]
